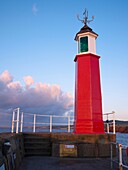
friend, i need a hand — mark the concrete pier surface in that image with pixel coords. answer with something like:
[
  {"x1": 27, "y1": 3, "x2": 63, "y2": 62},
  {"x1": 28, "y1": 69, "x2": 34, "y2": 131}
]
[{"x1": 19, "y1": 156, "x2": 118, "y2": 170}]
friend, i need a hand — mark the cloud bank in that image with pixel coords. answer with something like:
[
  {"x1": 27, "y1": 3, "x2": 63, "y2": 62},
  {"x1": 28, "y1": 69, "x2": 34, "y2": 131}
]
[{"x1": 0, "y1": 70, "x2": 73, "y2": 115}]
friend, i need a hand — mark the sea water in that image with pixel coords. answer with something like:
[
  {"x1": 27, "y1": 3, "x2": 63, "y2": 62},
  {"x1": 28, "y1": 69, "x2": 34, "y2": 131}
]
[{"x1": 116, "y1": 133, "x2": 128, "y2": 146}]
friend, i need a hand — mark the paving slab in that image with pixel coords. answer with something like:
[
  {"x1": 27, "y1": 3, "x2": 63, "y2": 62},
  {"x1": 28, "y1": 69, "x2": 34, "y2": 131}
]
[{"x1": 19, "y1": 156, "x2": 118, "y2": 170}]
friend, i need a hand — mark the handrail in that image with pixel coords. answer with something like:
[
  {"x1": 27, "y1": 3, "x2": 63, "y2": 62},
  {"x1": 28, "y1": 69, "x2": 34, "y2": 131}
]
[
  {"x1": 11, "y1": 108, "x2": 20, "y2": 133},
  {"x1": 11, "y1": 108, "x2": 74, "y2": 133},
  {"x1": 11, "y1": 108, "x2": 115, "y2": 134},
  {"x1": 110, "y1": 142, "x2": 128, "y2": 169},
  {"x1": 103, "y1": 111, "x2": 115, "y2": 134}
]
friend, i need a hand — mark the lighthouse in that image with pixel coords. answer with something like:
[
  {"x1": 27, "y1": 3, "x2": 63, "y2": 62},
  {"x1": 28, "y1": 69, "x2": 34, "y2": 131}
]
[{"x1": 74, "y1": 10, "x2": 104, "y2": 134}]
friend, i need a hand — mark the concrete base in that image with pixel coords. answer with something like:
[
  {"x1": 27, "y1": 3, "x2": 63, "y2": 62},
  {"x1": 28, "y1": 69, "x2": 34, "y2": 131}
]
[{"x1": 51, "y1": 133, "x2": 116, "y2": 157}]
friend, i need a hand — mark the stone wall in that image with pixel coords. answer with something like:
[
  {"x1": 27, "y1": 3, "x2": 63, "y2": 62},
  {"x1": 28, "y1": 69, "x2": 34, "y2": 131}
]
[
  {"x1": 51, "y1": 133, "x2": 116, "y2": 157},
  {"x1": 0, "y1": 132, "x2": 116, "y2": 169}
]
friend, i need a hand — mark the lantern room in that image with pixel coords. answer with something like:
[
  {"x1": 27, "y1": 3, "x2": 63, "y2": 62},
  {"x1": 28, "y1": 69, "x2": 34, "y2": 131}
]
[{"x1": 75, "y1": 24, "x2": 98, "y2": 54}]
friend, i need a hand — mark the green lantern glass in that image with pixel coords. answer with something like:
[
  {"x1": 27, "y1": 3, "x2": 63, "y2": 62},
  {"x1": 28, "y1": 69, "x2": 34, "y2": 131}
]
[{"x1": 79, "y1": 37, "x2": 88, "y2": 53}]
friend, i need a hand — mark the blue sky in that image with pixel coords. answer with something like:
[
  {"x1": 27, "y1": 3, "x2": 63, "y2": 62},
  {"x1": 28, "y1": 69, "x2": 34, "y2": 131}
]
[{"x1": 0, "y1": 0, "x2": 128, "y2": 120}]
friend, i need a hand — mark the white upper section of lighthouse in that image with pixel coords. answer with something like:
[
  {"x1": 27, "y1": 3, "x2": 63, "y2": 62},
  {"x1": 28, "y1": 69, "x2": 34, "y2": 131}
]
[{"x1": 75, "y1": 9, "x2": 98, "y2": 55}]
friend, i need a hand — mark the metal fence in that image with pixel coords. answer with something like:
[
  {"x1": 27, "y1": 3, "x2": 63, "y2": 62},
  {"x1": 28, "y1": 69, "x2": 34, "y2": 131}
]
[
  {"x1": 103, "y1": 111, "x2": 116, "y2": 134},
  {"x1": 10, "y1": 108, "x2": 116, "y2": 134},
  {"x1": 110, "y1": 142, "x2": 128, "y2": 169},
  {"x1": 11, "y1": 108, "x2": 74, "y2": 133},
  {"x1": 0, "y1": 108, "x2": 116, "y2": 134}
]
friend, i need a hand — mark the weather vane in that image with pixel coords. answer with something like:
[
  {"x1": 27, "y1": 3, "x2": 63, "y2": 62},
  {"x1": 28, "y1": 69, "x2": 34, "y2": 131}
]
[{"x1": 77, "y1": 9, "x2": 94, "y2": 25}]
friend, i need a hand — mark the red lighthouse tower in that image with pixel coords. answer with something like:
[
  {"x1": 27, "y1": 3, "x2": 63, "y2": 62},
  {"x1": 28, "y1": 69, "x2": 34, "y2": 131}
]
[{"x1": 74, "y1": 10, "x2": 104, "y2": 134}]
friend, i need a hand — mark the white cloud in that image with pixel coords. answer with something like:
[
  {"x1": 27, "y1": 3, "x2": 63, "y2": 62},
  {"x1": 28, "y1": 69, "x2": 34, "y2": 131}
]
[
  {"x1": 0, "y1": 70, "x2": 13, "y2": 84},
  {"x1": 0, "y1": 70, "x2": 74, "y2": 115},
  {"x1": 23, "y1": 76, "x2": 34, "y2": 88},
  {"x1": 32, "y1": 3, "x2": 38, "y2": 15},
  {"x1": 7, "y1": 81, "x2": 22, "y2": 90}
]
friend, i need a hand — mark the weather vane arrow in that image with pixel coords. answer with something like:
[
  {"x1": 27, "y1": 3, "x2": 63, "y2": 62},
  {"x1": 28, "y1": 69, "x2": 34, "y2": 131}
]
[{"x1": 77, "y1": 8, "x2": 94, "y2": 25}]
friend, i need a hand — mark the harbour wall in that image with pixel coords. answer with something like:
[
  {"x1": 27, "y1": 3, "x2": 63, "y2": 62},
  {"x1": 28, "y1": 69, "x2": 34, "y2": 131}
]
[{"x1": 0, "y1": 133, "x2": 116, "y2": 169}]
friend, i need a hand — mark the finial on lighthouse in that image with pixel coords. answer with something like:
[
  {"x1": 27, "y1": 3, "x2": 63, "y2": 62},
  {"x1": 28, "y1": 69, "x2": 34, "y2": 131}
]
[{"x1": 77, "y1": 9, "x2": 94, "y2": 25}]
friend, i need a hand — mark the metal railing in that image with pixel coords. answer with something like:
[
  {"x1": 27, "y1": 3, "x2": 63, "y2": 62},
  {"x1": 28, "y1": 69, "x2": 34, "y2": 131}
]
[
  {"x1": 103, "y1": 111, "x2": 116, "y2": 134},
  {"x1": 11, "y1": 108, "x2": 74, "y2": 133},
  {"x1": 110, "y1": 142, "x2": 128, "y2": 170},
  {"x1": 11, "y1": 108, "x2": 20, "y2": 133},
  {"x1": 11, "y1": 108, "x2": 116, "y2": 134}
]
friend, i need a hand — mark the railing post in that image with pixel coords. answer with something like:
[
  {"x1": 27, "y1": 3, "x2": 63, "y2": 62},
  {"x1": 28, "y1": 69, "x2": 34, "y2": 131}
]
[
  {"x1": 33, "y1": 114, "x2": 36, "y2": 133},
  {"x1": 106, "y1": 114, "x2": 109, "y2": 133},
  {"x1": 16, "y1": 108, "x2": 20, "y2": 133},
  {"x1": 20, "y1": 112, "x2": 24, "y2": 132},
  {"x1": 68, "y1": 116, "x2": 70, "y2": 133},
  {"x1": 11, "y1": 110, "x2": 15, "y2": 133},
  {"x1": 50, "y1": 115, "x2": 52, "y2": 133},
  {"x1": 110, "y1": 143, "x2": 113, "y2": 169},
  {"x1": 112, "y1": 111, "x2": 116, "y2": 134},
  {"x1": 119, "y1": 144, "x2": 123, "y2": 170},
  {"x1": 107, "y1": 123, "x2": 109, "y2": 133}
]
